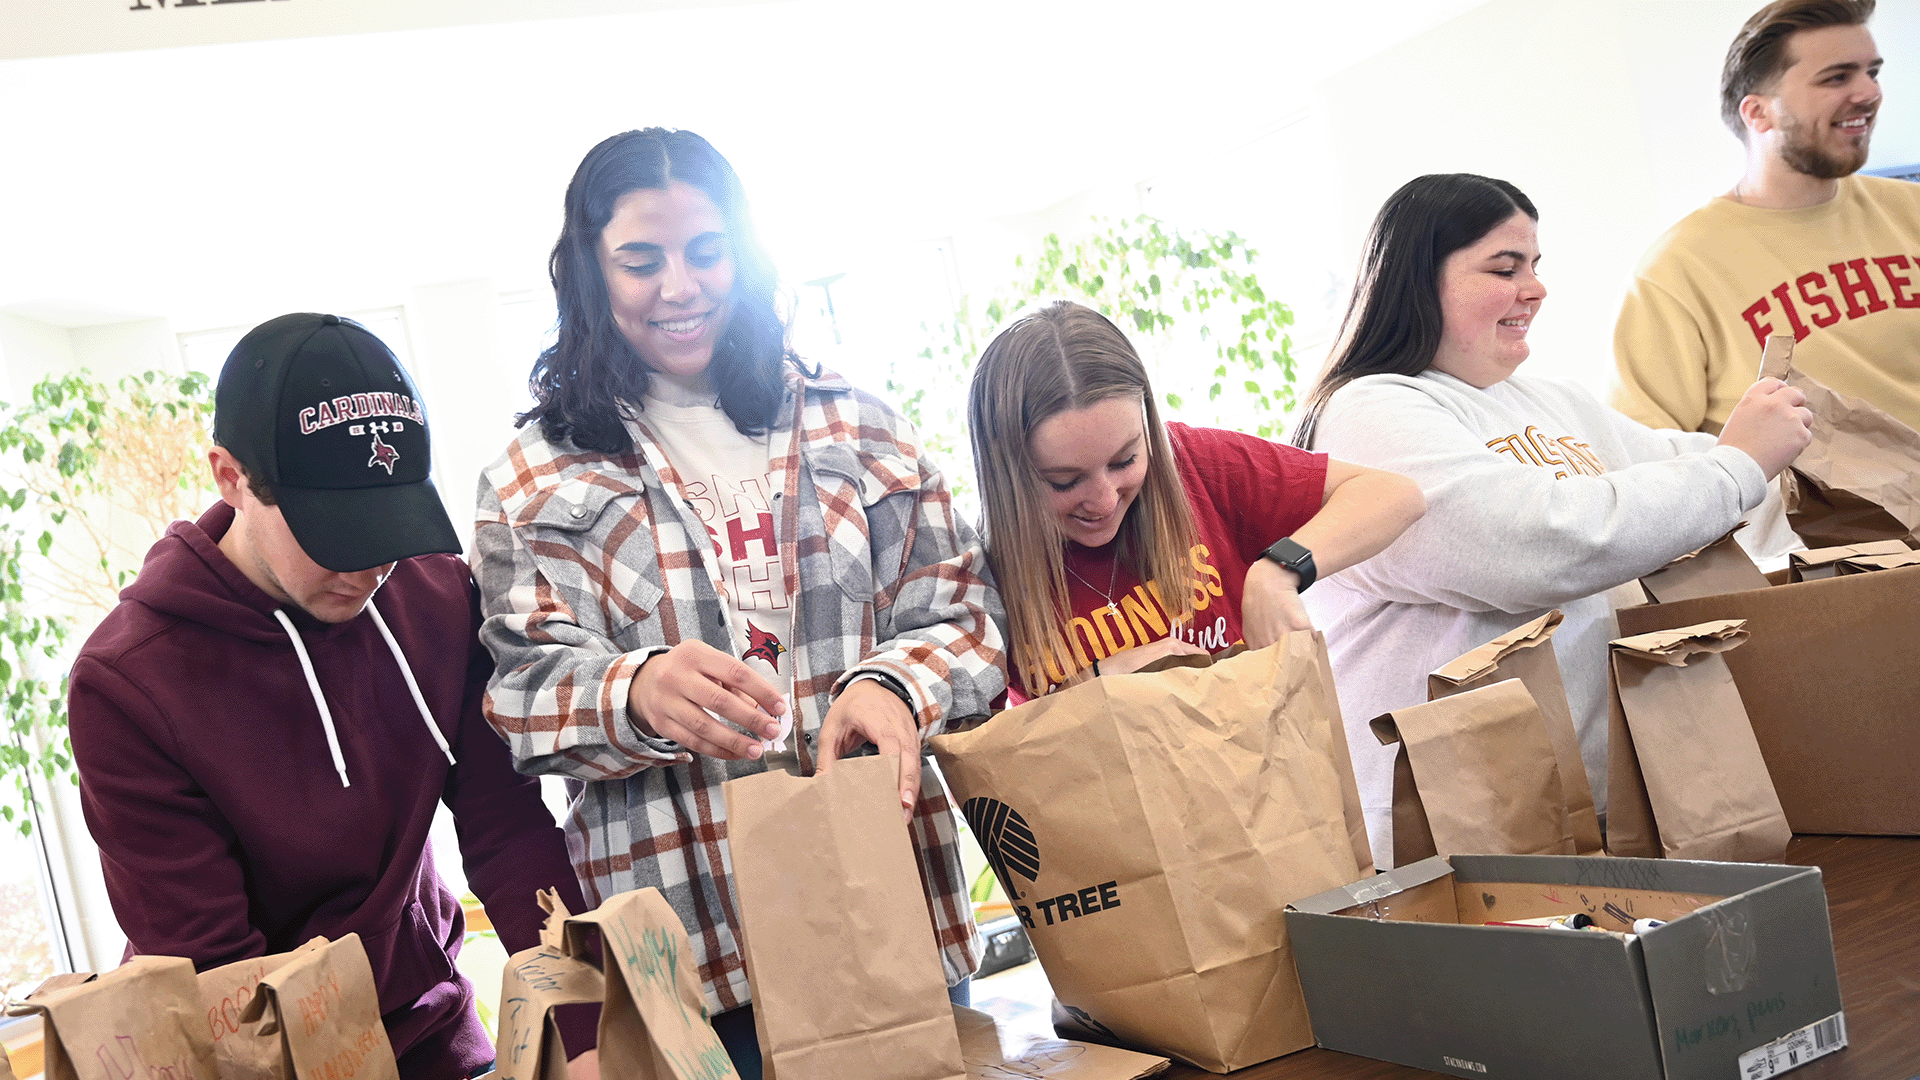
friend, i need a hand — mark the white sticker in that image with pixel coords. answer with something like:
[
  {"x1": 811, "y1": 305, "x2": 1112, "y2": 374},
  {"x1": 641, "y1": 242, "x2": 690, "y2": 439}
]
[{"x1": 1739, "y1": 1012, "x2": 1846, "y2": 1079}]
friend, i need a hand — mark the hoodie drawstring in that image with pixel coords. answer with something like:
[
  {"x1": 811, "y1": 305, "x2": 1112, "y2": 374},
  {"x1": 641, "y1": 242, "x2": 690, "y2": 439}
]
[
  {"x1": 273, "y1": 608, "x2": 351, "y2": 789},
  {"x1": 367, "y1": 604, "x2": 458, "y2": 767},
  {"x1": 273, "y1": 605, "x2": 458, "y2": 790}
]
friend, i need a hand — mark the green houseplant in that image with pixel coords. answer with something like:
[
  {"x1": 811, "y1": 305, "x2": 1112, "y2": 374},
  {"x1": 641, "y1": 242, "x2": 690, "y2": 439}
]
[
  {"x1": 892, "y1": 214, "x2": 1299, "y2": 497},
  {"x1": 0, "y1": 370, "x2": 216, "y2": 838}
]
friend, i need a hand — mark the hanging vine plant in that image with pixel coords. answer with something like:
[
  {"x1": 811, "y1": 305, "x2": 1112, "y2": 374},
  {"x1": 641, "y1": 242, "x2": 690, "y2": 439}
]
[{"x1": 0, "y1": 370, "x2": 215, "y2": 836}]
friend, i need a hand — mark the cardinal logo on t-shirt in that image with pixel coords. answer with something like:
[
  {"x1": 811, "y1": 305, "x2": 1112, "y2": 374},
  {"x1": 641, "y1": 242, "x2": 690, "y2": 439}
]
[
  {"x1": 367, "y1": 432, "x2": 400, "y2": 475},
  {"x1": 742, "y1": 621, "x2": 785, "y2": 667}
]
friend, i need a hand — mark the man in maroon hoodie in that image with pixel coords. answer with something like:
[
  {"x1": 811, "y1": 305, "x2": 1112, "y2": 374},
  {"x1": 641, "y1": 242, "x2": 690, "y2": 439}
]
[{"x1": 68, "y1": 313, "x2": 595, "y2": 1079}]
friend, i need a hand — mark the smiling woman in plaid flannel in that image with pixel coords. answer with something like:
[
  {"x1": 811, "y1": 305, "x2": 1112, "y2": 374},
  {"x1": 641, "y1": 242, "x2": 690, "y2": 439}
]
[{"x1": 472, "y1": 128, "x2": 1007, "y2": 1077}]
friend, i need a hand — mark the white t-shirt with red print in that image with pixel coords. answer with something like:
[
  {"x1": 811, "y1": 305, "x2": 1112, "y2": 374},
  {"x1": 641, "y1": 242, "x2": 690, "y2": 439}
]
[{"x1": 640, "y1": 397, "x2": 795, "y2": 757}]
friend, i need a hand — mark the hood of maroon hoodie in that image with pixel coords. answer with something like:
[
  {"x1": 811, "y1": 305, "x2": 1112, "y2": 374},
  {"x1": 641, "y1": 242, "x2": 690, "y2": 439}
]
[{"x1": 84, "y1": 501, "x2": 482, "y2": 1050}]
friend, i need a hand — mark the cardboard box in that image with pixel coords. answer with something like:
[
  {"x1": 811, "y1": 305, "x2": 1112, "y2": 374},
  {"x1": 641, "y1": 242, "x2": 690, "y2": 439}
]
[
  {"x1": 1285, "y1": 855, "x2": 1844, "y2": 1080},
  {"x1": 1614, "y1": 564, "x2": 1920, "y2": 835}
]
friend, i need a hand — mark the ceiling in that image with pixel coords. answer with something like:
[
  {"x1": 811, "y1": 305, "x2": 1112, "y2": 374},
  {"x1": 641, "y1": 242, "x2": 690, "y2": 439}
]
[{"x1": 0, "y1": 0, "x2": 1485, "y2": 331}]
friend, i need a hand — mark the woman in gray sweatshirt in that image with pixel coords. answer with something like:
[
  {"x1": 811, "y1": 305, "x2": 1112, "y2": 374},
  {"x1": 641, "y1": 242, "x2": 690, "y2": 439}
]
[{"x1": 1292, "y1": 174, "x2": 1812, "y2": 865}]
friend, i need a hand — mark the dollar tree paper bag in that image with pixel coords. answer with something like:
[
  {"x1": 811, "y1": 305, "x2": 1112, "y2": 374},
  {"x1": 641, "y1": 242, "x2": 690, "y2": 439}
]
[
  {"x1": 952, "y1": 1005, "x2": 1169, "y2": 1079},
  {"x1": 1606, "y1": 620, "x2": 1792, "y2": 862},
  {"x1": 1427, "y1": 611, "x2": 1600, "y2": 854},
  {"x1": 197, "y1": 938, "x2": 324, "y2": 1080},
  {"x1": 724, "y1": 755, "x2": 967, "y2": 1080},
  {"x1": 492, "y1": 890, "x2": 606, "y2": 1080},
  {"x1": 232, "y1": 934, "x2": 399, "y2": 1080},
  {"x1": 10, "y1": 956, "x2": 218, "y2": 1080},
  {"x1": 1375, "y1": 679, "x2": 1575, "y2": 867},
  {"x1": 931, "y1": 633, "x2": 1363, "y2": 1073},
  {"x1": 1760, "y1": 334, "x2": 1920, "y2": 547}
]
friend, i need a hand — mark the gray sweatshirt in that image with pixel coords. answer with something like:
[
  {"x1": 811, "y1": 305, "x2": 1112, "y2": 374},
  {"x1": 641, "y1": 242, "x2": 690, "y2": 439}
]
[{"x1": 1301, "y1": 369, "x2": 1769, "y2": 864}]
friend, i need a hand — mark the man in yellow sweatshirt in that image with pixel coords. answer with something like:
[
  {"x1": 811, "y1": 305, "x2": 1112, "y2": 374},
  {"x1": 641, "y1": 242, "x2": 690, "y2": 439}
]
[{"x1": 1611, "y1": 0, "x2": 1920, "y2": 435}]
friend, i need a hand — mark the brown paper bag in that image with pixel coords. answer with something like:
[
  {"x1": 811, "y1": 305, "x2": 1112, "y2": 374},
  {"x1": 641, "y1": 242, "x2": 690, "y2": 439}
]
[
  {"x1": 952, "y1": 1006, "x2": 1169, "y2": 1079},
  {"x1": 0, "y1": 1040, "x2": 16, "y2": 1080},
  {"x1": 9, "y1": 956, "x2": 218, "y2": 1080},
  {"x1": 1427, "y1": 611, "x2": 1601, "y2": 854},
  {"x1": 1373, "y1": 679, "x2": 1575, "y2": 867},
  {"x1": 492, "y1": 890, "x2": 606, "y2": 1080},
  {"x1": 1838, "y1": 547, "x2": 1920, "y2": 574},
  {"x1": 539, "y1": 889, "x2": 738, "y2": 1080},
  {"x1": 198, "y1": 938, "x2": 326, "y2": 1080},
  {"x1": 1605, "y1": 619, "x2": 1792, "y2": 862},
  {"x1": 1638, "y1": 528, "x2": 1771, "y2": 602},
  {"x1": 723, "y1": 754, "x2": 966, "y2": 1080},
  {"x1": 1759, "y1": 334, "x2": 1920, "y2": 547},
  {"x1": 930, "y1": 633, "x2": 1364, "y2": 1073},
  {"x1": 1788, "y1": 538, "x2": 1913, "y2": 581},
  {"x1": 231, "y1": 934, "x2": 399, "y2": 1080}
]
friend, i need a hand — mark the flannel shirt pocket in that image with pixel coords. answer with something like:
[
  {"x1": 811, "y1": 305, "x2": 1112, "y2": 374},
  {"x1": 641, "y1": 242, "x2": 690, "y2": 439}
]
[
  {"x1": 809, "y1": 444, "x2": 922, "y2": 604},
  {"x1": 515, "y1": 477, "x2": 667, "y2": 647}
]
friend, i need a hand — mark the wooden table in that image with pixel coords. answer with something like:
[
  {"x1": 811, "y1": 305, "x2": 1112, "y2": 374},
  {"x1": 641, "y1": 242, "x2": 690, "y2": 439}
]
[{"x1": 1162, "y1": 836, "x2": 1920, "y2": 1079}]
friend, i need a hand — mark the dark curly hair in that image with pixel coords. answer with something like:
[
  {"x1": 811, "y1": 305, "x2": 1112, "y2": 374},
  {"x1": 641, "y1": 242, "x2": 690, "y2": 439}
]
[{"x1": 519, "y1": 128, "x2": 797, "y2": 452}]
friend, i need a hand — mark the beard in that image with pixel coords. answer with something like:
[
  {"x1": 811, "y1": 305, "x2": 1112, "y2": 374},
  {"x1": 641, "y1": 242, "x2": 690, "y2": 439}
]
[{"x1": 1775, "y1": 110, "x2": 1872, "y2": 180}]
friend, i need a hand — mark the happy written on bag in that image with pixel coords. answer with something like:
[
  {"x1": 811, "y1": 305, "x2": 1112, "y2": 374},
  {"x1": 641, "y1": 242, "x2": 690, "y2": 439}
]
[
  {"x1": 496, "y1": 887, "x2": 735, "y2": 1080},
  {"x1": 724, "y1": 755, "x2": 967, "y2": 1080},
  {"x1": 1759, "y1": 334, "x2": 1920, "y2": 547},
  {"x1": 932, "y1": 634, "x2": 1365, "y2": 1074},
  {"x1": 1374, "y1": 679, "x2": 1575, "y2": 867},
  {"x1": 11, "y1": 957, "x2": 219, "y2": 1080},
  {"x1": 197, "y1": 938, "x2": 325, "y2": 1080},
  {"x1": 230, "y1": 934, "x2": 399, "y2": 1080},
  {"x1": 1606, "y1": 619, "x2": 1792, "y2": 863},
  {"x1": 1427, "y1": 611, "x2": 1600, "y2": 855}
]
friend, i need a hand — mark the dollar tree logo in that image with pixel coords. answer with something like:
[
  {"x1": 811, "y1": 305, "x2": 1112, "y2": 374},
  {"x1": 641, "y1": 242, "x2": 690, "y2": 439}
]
[{"x1": 963, "y1": 798, "x2": 1040, "y2": 901}]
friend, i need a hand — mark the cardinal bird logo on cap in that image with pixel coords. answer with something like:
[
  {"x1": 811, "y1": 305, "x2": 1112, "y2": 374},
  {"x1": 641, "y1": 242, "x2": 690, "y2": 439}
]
[
  {"x1": 368, "y1": 432, "x2": 400, "y2": 475},
  {"x1": 742, "y1": 621, "x2": 786, "y2": 667}
]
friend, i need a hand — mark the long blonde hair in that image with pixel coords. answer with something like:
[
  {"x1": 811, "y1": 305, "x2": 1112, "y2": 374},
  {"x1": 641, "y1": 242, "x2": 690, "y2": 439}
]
[{"x1": 968, "y1": 301, "x2": 1198, "y2": 696}]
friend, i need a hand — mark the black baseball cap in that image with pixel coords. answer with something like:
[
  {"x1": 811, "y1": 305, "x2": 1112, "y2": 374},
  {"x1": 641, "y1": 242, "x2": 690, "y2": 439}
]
[{"x1": 214, "y1": 313, "x2": 462, "y2": 572}]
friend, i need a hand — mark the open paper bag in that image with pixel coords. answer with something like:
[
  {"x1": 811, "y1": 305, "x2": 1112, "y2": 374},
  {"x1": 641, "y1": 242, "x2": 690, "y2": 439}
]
[
  {"x1": 1606, "y1": 619, "x2": 1791, "y2": 862},
  {"x1": 1426, "y1": 611, "x2": 1600, "y2": 854},
  {"x1": 1759, "y1": 334, "x2": 1920, "y2": 547},
  {"x1": 724, "y1": 754, "x2": 967, "y2": 1080},
  {"x1": 9, "y1": 957, "x2": 217, "y2": 1080},
  {"x1": 931, "y1": 634, "x2": 1367, "y2": 1073},
  {"x1": 1375, "y1": 679, "x2": 1575, "y2": 867},
  {"x1": 494, "y1": 887, "x2": 732, "y2": 1080}
]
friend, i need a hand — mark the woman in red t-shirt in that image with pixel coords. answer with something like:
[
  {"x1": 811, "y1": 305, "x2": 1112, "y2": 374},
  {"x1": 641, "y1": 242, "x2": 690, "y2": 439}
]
[{"x1": 968, "y1": 301, "x2": 1426, "y2": 700}]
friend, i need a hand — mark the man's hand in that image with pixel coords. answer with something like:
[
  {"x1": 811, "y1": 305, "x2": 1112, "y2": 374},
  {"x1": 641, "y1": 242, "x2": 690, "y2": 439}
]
[
  {"x1": 816, "y1": 679, "x2": 921, "y2": 821},
  {"x1": 1240, "y1": 556, "x2": 1314, "y2": 649},
  {"x1": 626, "y1": 640, "x2": 786, "y2": 759}
]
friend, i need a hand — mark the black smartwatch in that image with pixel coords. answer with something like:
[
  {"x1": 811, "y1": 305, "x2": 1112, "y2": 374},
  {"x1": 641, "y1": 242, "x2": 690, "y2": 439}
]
[{"x1": 1260, "y1": 537, "x2": 1317, "y2": 592}]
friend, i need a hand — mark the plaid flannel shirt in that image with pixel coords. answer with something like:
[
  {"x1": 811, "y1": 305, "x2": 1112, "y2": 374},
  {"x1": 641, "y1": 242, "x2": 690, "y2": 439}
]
[{"x1": 473, "y1": 365, "x2": 1004, "y2": 1014}]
